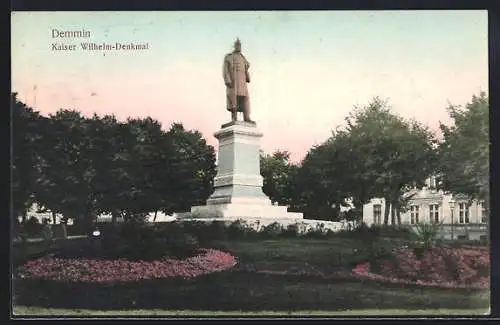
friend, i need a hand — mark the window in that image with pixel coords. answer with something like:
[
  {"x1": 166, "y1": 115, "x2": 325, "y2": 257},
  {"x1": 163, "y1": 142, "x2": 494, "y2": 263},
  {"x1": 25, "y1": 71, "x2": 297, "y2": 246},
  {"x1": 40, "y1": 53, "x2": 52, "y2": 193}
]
[
  {"x1": 429, "y1": 204, "x2": 439, "y2": 223},
  {"x1": 481, "y1": 202, "x2": 488, "y2": 223},
  {"x1": 410, "y1": 205, "x2": 419, "y2": 224},
  {"x1": 459, "y1": 203, "x2": 470, "y2": 224},
  {"x1": 428, "y1": 176, "x2": 437, "y2": 190},
  {"x1": 373, "y1": 204, "x2": 382, "y2": 225}
]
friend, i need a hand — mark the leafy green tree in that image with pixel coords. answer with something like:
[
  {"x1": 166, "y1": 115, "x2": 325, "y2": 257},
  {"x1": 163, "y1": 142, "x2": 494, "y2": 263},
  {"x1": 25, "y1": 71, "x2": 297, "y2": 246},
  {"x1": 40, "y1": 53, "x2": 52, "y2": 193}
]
[
  {"x1": 13, "y1": 95, "x2": 219, "y2": 228},
  {"x1": 437, "y1": 92, "x2": 489, "y2": 210},
  {"x1": 33, "y1": 109, "x2": 98, "y2": 230},
  {"x1": 11, "y1": 93, "x2": 42, "y2": 222},
  {"x1": 293, "y1": 136, "x2": 356, "y2": 221},
  {"x1": 260, "y1": 150, "x2": 299, "y2": 206},
  {"x1": 123, "y1": 117, "x2": 175, "y2": 220},
  {"x1": 342, "y1": 98, "x2": 438, "y2": 225},
  {"x1": 89, "y1": 116, "x2": 169, "y2": 223},
  {"x1": 82, "y1": 114, "x2": 124, "y2": 224},
  {"x1": 164, "y1": 123, "x2": 217, "y2": 213},
  {"x1": 297, "y1": 97, "x2": 438, "y2": 224}
]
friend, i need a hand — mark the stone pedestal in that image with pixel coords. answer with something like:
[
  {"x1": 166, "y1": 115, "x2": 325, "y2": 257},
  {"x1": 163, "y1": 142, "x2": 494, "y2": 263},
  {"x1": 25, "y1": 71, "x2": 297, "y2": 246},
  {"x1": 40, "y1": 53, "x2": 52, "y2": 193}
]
[{"x1": 188, "y1": 121, "x2": 303, "y2": 220}]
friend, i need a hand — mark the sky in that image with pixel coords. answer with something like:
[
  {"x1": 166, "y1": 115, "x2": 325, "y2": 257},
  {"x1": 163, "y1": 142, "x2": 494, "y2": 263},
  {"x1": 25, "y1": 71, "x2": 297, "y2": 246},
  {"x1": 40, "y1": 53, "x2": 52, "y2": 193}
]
[{"x1": 11, "y1": 10, "x2": 488, "y2": 162}]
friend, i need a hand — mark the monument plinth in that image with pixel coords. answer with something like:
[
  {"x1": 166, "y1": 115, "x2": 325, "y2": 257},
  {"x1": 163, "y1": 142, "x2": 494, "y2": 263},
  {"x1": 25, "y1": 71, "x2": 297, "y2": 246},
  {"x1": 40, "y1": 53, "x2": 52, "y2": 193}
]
[
  {"x1": 189, "y1": 121, "x2": 303, "y2": 220},
  {"x1": 181, "y1": 38, "x2": 303, "y2": 221}
]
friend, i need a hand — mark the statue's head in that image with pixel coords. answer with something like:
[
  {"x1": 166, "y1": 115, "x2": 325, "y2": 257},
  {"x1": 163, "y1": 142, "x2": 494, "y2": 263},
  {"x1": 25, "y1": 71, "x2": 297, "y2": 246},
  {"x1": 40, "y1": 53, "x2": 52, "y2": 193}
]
[{"x1": 234, "y1": 38, "x2": 241, "y2": 52}]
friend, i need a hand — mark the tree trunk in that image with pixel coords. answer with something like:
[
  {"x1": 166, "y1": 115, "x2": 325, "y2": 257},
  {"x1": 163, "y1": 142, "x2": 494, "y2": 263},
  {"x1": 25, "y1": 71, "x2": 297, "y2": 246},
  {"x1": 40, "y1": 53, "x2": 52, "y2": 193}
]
[
  {"x1": 61, "y1": 222, "x2": 68, "y2": 239},
  {"x1": 153, "y1": 210, "x2": 158, "y2": 222},
  {"x1": 484, "y1": 197, "x2": 490, "y2": 241},
  {"x1": 383, "y1": 197, "x2": 390, "y2": 225},
  {"x1": 390, "y1": 203, "x2": 396, "y2": 225},
  {"x1": 21, "y1": 210, "x2": 27, "y2": 224},
  {"x1": 396, "y1": 207, "x2": 401, "y2": 225},
  {"x1": 52, "y1": 211, "x2": 57, "y2": 225},
  {"x1": 111, "y1": 211, "x2": 118, "y2": 225},
  {"x1": 83, "y1": 205, "x2": 94, "y2": 234},
  {"x1": 334, "y1": 204, "x2": 341, "y2": 221}
]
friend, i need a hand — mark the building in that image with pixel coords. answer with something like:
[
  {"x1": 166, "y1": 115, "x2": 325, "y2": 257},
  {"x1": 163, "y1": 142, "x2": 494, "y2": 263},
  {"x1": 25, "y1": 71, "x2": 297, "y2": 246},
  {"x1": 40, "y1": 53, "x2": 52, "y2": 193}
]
[
  {"x1": 21, "y1": 203, "x2": 177, "y2": 225},
  {"x1": 96, "y1": 212, "x2": 176, "y2": 223},
  {"x1": 362, "y1": 176, "x2": 488, "y2": 240},
  {"x1": 22, "y1": 203, "x2": 65, "y2": 224}
]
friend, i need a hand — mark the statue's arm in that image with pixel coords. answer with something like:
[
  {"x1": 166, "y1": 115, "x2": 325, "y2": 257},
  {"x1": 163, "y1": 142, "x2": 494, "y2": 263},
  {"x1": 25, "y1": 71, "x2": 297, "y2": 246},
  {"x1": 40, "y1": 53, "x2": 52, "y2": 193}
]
[
  {"x1": 223, "y1": 56, "x2": 232, "y2": 86},
  {"x1": 246, "y1": 70, "x2": 251, "y2": 83},
  {"x1": 245, "y1": 60, "x2": 251, "y2": 83}
]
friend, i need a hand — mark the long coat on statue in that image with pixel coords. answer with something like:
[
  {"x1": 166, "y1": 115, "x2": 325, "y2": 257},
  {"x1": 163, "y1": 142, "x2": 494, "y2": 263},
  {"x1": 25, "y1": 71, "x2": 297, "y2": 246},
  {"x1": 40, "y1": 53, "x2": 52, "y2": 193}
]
[{"x1": 223, "y1": 51, "x2": 251, "y2": 112}]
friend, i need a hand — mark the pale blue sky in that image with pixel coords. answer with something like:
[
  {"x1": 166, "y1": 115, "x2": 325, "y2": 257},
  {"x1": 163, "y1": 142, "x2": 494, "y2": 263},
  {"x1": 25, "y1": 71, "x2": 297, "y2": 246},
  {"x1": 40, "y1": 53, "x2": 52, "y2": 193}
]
[
  {"x1": 13, "y1": 11, "x2": 487, "y2": 72},
  {"x1": 11, "y1": 11, "x2": 488, "y2": 161}
]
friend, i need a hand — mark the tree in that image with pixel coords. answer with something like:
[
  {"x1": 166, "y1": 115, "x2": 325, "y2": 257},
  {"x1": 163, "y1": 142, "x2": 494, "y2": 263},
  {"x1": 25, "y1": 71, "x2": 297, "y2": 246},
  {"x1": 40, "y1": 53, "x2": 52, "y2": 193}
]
[
  {"x1": 260, "y1": 150, "x2": 298, "y2": 206},
  {"x1": 93, "y1": 120, "x2": 216, "y2": 220},
  {"x1": 82, "y1": 114, "x2": 124, "y2": 224},
  {"x1": 12, "y1": 93, "x2": 218, "y2": 228},
  {"x1": 341, "y1": 97, "x2": 438, "y2": 225},
  {"x1": 293, "y1": 134, "x2": 358, "y2": 221},
  {"x1": 88, "y1": 116, "x2": 168, "y2": 223},
  {"x1": 11, "y1": 93, "x2": 42, "y2": 222},
  {"x1": 122, "y1": 117, "x2": 174, "y2": 220},
  {"x1": 33, "y1": 109, "x2": 98, "y2": 230},
  {"x1": 164, "y1": 123, "x2": 217, "y2": 213},
  {"x1": 298, "y1": 97, "x2": 438, "y2": 224},
  {"x1": 437, "y1": 92, "x2": 489, "y2": 210}
]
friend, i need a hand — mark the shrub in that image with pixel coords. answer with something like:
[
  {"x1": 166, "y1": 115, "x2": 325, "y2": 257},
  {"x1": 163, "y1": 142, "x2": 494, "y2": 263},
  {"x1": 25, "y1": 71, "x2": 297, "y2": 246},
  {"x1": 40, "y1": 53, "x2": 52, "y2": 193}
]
[
  {"x1": 364, "y1": 224, "x2": 383, "y2": 237},
  {"x1": 181, "y1": 221, "x2": 212, "y2": 244},
  {"x1": 187, "y1": 208, "x2": 224, "y2": 219},
  {"x1": 123, "y1": 212, "x2": 149, "y2": 225},
  {"x1": 70, "y1": 221, "x2": 200, "y2": 261},
  {"x1": 355, "y1": 223, "x2": 380, "y2": 246},
  {"x1": 167, "y1": 233, "x2": 200, "y2": 258},
  {"x1": 447, "y1": 238, "x2": 488, "y2": 247},
  {"x1": 412, "y1": 222, "x2": 442, "y2": 257},
  {"x1": 51, "y1": 224, "x2": 68, "y2": 238},
  {"x1": 336, "y1": 228, "x2": 355, "y2": 238},
  {"x1": 378, "y1": 225, "x2": 415, "y2": 240},
  {"x1": 325, "y1": 229, "x2": 336, "y2": 237},
  {"x1": 66, "y1": 219, "x2": 94, "y2": 236},
  {"x1": 24, "y1": 217, "x2": 43, "y2": 237},
  {"x1": 281, "y1": 223, "x2": 300, "y2": 238},
  {"x1": 260, "y1": 222, "x2": 283, "y2": 238},
  {"x1": 205, "y1": 221, "x2": 229, "y2": 240},
  {"x1": 335, "y1": 223, "x2": 416, "y2": 243},
  {"x1": 98, "y1": 222, "x2": 121, "y2": 249},
  {"x1": 227, "y1": 219, "x2": 256, "y2": 240},
  {"x1": 304, "y1": 223, "x2": 329, "y2": 238},
  {"x1": 64, "y1": 224, "x2": 82, "y2": 236}
]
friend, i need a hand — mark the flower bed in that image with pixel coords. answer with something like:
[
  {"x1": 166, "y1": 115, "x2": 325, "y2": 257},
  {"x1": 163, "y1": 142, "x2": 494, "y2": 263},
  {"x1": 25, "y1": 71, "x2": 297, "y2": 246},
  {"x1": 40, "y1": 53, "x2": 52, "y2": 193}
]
[
  {"x1": 16, "y1": 249, "x2": 237, "y2": 283},
  {"x1": 352, "y1": 246, "x2": 489, "y2": 289}
]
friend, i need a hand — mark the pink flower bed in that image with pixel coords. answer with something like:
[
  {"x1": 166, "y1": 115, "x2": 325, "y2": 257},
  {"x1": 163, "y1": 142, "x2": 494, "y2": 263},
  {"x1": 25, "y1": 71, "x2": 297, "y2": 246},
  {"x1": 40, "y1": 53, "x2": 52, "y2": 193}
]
[
  {"x1": 17, "y1": 249, "x2": 237, "y2": 283},
  {"x1": 352, "y1": 246, "x2": 490, "y2": 289}
]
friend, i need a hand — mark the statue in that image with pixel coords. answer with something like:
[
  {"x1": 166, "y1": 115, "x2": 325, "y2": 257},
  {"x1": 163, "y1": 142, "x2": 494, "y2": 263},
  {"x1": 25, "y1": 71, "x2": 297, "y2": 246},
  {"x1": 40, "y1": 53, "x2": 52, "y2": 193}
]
[{"x1": 223, "y1": 38, "x2": 254, "y2": 123}]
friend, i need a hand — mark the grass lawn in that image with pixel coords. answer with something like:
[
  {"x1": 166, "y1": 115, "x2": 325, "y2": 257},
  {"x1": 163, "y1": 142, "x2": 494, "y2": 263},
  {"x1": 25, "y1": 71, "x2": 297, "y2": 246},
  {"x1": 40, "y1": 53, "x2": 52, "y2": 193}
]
[
  {"x1": 12, "y1": 236, "x2": 490, "y2": 316},
  {"x1": 13, "y1": 306, "x2": 490, "y2": 316}
]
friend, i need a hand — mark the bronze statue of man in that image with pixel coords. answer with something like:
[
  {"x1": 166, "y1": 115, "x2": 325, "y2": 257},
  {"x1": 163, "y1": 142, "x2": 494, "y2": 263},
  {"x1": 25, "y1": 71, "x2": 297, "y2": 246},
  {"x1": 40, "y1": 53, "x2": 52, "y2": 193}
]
[{"x1": 223, "y1": 38, "x2": 254, "y2": 123}]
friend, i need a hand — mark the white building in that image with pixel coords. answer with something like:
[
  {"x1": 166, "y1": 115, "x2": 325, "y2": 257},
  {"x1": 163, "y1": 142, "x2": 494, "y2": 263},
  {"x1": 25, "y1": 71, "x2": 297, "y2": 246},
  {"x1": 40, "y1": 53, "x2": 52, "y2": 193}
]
[
  {"x1": 96, "y1": 211, "x2": 177, "y2": 223},
  {"x1": 22, "y1": 203, "x2": 65, "y2": 224},
  {"x1": 21, "y1": 202, "x2": 177, "y2": 225},
  {"x1": 362, "y1": 176, "x2": 488, "y2": 240}
]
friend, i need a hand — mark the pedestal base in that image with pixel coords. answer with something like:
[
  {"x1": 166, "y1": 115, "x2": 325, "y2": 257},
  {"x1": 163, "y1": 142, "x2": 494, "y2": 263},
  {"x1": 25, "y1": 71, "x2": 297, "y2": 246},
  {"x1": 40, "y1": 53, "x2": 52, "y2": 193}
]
[
  {"x1": 190, "y1": 202, "x2": 303, "y2": 219},
  {"x1": 184, "y1": 120, "x2": 304, "y2": 221},
  {"x1": 176, "y1": 214, "x2": 347, "y2": 234}
]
